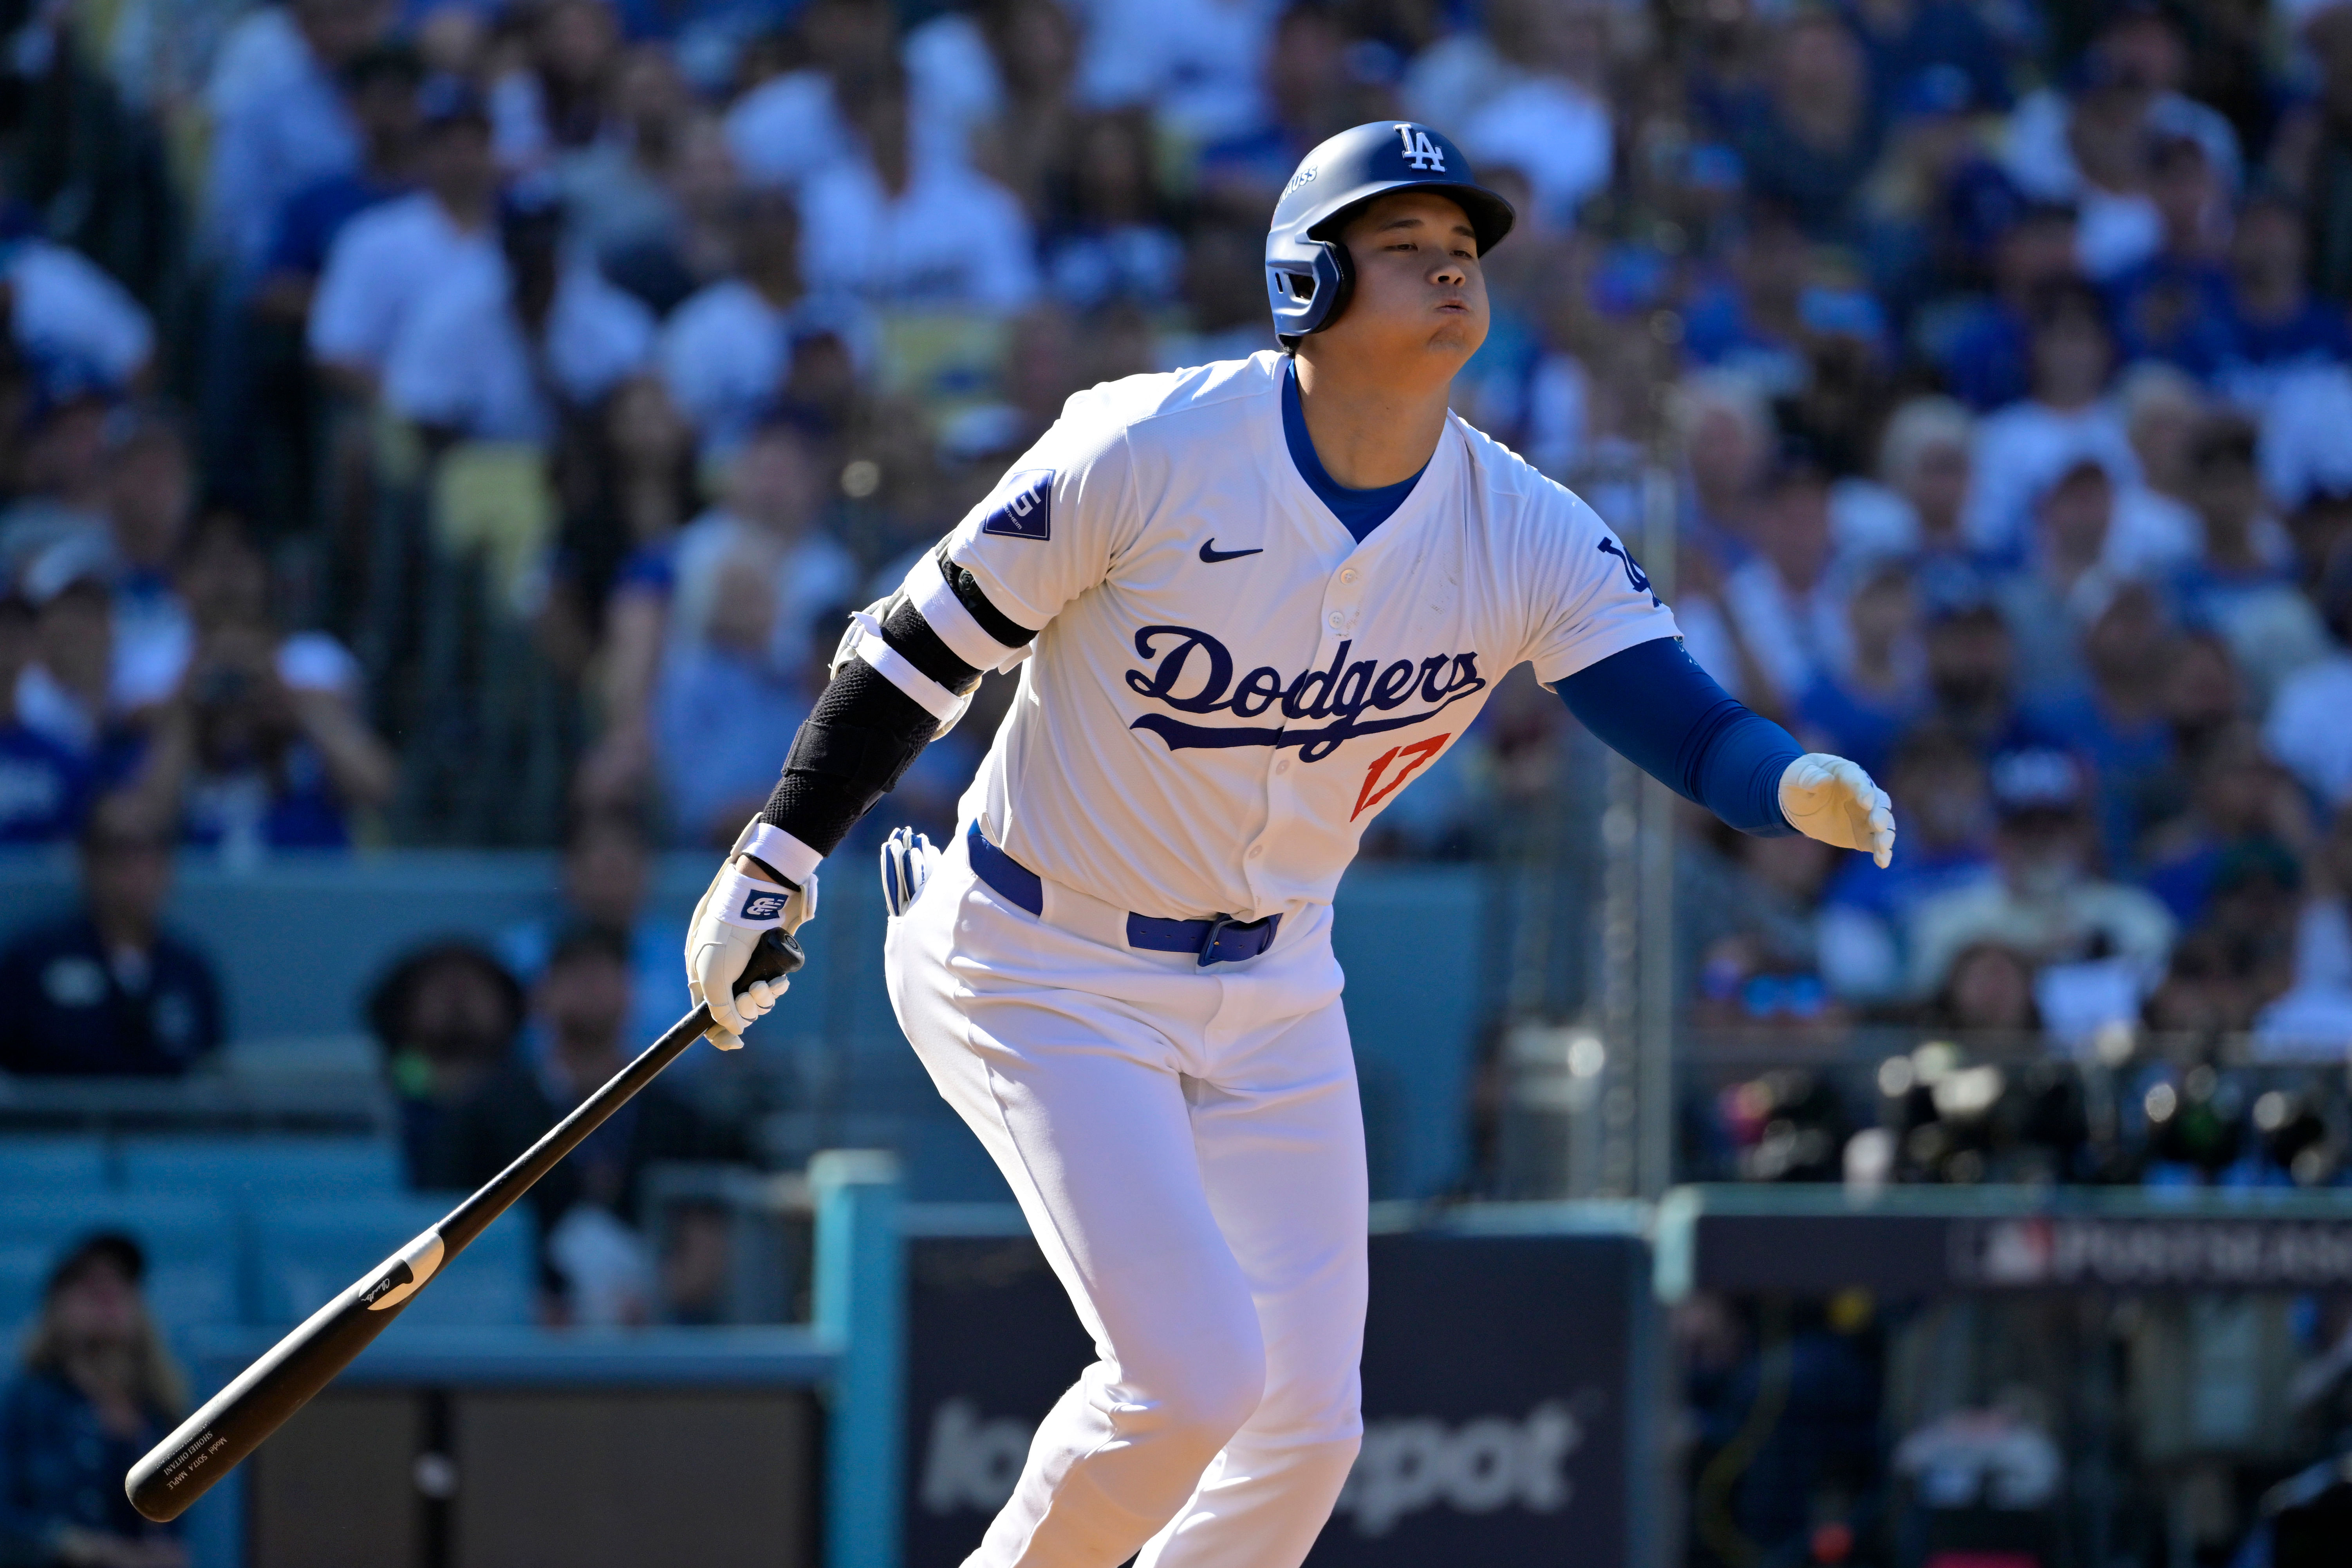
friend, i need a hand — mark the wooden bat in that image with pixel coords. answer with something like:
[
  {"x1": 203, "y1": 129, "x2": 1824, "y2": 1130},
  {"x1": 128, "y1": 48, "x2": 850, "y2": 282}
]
[{"x1": 126, "y1": 928, "x2": 805, "y2": 1523}]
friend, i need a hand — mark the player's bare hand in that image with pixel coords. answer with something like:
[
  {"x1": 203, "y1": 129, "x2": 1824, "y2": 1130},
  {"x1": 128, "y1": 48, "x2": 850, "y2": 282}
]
[
  {"x1": 684, "y1": 855, "x2": 817, "y2": 1049},
  {"x1": 1778, "y1": 753, "x2": 1896, "y2": 869}
]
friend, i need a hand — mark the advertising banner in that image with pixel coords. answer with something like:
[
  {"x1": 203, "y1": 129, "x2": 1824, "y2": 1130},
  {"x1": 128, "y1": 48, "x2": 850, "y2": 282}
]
[{"x1": 903, "y1": 1221, "x2": 1654, "y2": 1567}]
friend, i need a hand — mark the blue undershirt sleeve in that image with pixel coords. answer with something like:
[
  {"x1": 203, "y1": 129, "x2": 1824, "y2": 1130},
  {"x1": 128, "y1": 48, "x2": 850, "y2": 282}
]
[{"x1": 1555, "y1": 636, "x2": 1803, "y2": 837}]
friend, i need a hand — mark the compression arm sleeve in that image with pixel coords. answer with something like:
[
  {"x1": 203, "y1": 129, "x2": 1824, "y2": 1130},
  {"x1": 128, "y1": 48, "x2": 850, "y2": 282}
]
[
  {"x1": 756, "y1": 548, "x2": 1036, "y2": 860},
  {"x1": 1555, "y1": 636, "x2": 1801, "y2": 836}
]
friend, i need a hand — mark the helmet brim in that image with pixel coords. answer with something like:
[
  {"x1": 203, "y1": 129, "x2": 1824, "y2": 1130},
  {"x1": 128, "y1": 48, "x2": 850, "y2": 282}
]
[{"x1": 1305, "y1": 182, "x2": 1517, "y2": 257}]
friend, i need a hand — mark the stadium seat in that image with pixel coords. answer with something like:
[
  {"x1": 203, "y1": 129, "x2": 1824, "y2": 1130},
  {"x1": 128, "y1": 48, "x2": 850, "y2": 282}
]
[
  {"x1": 0, "y1": 1136, "x2": 110, "y2": 1191},
  {"x1": 251, "y1": 1196, "x2": 535, "y2": 1330},
  {"x1": 0, "y1": 1194, "x2": 240, "y2": 1334},
  {"x1": 118, "y1": 1135, "x2": 402, "y2": 1198}
]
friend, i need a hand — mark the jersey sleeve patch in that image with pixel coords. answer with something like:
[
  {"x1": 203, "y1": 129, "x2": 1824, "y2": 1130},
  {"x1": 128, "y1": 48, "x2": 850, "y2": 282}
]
[{"x1": 978, "y1": 469, "x2": 1054, "y2": 541}]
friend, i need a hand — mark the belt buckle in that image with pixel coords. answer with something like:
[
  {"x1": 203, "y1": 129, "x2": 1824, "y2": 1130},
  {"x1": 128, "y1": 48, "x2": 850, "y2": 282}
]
[{"x1": 1196, "y1": 914, "x2": 1236, "y2": 967}]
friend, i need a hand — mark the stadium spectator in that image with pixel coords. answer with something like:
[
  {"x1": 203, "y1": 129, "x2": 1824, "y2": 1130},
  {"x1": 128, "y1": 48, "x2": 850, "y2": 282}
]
[
  {"x1": 0, "y1": 1234, "x2": 186, "y2": 1568},
  {"x1": 0, "y1": 386, "x2": 115, "y2": 583},
  {"x1": 1793, "y1": 560, "x2": 1924, "y2": 781},
  {"x1": 2001, "y1": 7, "x2": 2236, "y2": 280},
  {"x1": 1906, "y1": 748, "x2": 2175, "y2": 998},
  {"x1": 1159, "y1": 201, "x2": 1280, "y2": 369},
  {"x1": 966, "y1": 0, "x2": 1083, "y2": 219},
  {"x1": 1828, "y1": 396, "x2": 1969, "y2": 570},
  {"x1": 491, "y1": 0, "x2": 625, "y2": 171},
  {"x1": 1965, "y1": 280, "x2": 2137, "y2": 558},
  {"x1": 0, "y1": 586, "x2": 85, "y2": 844},
  {"x1": 722, "y1": 0, "x2": 891, "y2": 189},
  {"x1": 1074, "y1": 0, "x2": 1275, "y2": 147},
  {"x1": 2217, "y1": 193, "x2": 2352, "y2": 410},
  {"x1": 2171, "y1": 415, "x2": 2332, "y2": 705},
  {"x1": 550, "y1": 46, "x2": 699, "y2": 284},
  {"x1": 1846, "y1": 0, "x2": 2011, "y2": 121},
  {"x1": 1916, "y1": 599, "x2": 2052, "y2": 758},
  {"x1": 655, "y1": 526, "x2": 825, "y2": 845},
  {"x1": 0, "y1": 791, "x2": 222, "y2": 1077},
  {"x1": 2263, "y1": 549, "x2": 2352, "y2": 812},
  {"x1": 99, "y1": 412, "x2": 197, "y2": 716},
  {"x1": 1720, "y1": 450, "x2": 1841, "y2": 714},
  {"x1": 203, "y1": 0, "x2": 396, "y2": 276},
  {"x1": 252, "y1": 42, "x2": 426, "y2": 325},
  {"x1": 1932, "y1": 201, "x2": 2082, "y2": 414},
  {"x1": 1044, "y1": 111, "x2": 1185, "y2": 312},
  {"x1": 368, "y1": 939, "x2": 525, "y2": 1183},
  {"x1": 1817, "y1": 728, "x2": 1996, "y2": 1001},
  {"x1": 499, "y1": 809, "x2": 689, "y2": 1050},
  {"x1": 1928, "y1": 941, "x2": 2043, "y2": 1032},
  {"x1": 2141, "y1": 724, "x2": 2316, "y2": 929},
  {"x1": 663, "y1": 415, "x2": 856, "y2": 688},
  {"x1": 307, "y1": 75, "x2": 502, "y2": 399},
  {"x1": 2103, "y1": 135, "x2": 2232, "y2": 379},
  {"x1": 383, "y1": 184, "x2": 656, "y2": 446},
  {"x1": 1994, "y1": 459, "x2": 2120, "y2": 692},
  {"x1": 2253, "y1": 802, "x2": 2352, "y2": 1049},
  {"x1": 2035, "y1": 581, "x2": 2181, "y2": 868},
  {"x1": 1, "y1": 232, "x2": 157, "y2": 398},
  {"x1": 126, "y1": 517, "x2": 394, "y2": 853},
  {"x1": 1732, "y1": 11, "x2": 1880, "y2": 240},
  {"x1": 795, "y1": 69, "x2": 1039, "y2": 313},
  {"x1": 421, "y1": 925, "x2": 743, "y2": 1322},
  {"x1": 657, "y1": 188, "x2": 873, "y2": 450},
  {"x1": 11, "y1": 541, "x2": 145, "y2": 786}
]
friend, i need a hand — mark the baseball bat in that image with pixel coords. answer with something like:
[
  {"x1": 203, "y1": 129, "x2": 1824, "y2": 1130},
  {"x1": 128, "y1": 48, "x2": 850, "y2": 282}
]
[{"x1": 125, "y1": 928, "x2": 805, "y2": 1523}]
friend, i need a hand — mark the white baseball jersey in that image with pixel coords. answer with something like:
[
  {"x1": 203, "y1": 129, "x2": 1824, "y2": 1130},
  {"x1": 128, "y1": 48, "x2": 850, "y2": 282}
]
[{"x1": 900, "y1": 350, "x2": 1679, "y2": 924}]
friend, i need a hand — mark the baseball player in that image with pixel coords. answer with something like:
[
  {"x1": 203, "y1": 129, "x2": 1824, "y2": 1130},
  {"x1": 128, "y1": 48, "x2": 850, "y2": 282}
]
[{"x1": 682, "y1": 122, "x2": 1896, "y2": 1566}]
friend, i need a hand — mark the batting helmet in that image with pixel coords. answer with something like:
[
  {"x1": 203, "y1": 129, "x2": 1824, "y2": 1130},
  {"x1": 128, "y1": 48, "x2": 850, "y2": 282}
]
[{"x1": 1265, "y1": 121, "x2": 1516, "y2": 346}]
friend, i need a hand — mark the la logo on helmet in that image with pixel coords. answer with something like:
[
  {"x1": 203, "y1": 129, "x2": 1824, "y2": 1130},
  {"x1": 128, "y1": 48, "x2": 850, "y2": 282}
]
[{"x1": 1394, "y1": 125, "x2": 1446, "y2": 172}]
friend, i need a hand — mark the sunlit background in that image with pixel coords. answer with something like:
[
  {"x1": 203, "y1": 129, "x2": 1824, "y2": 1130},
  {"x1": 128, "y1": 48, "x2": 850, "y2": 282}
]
[{"x1": 2, "y1": 0, "x2": 2351, "y2": 1561}]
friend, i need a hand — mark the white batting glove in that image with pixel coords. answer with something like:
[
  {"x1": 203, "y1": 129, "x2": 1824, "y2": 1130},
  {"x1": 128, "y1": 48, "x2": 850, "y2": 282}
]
[
  {"x1": 684, "y1": 860, "x2": 817, "y2": 1049},
  {"x1": 1779, "y1": 753, "x2": 1897, "y2": 869},
  {"x1": 879, "y1": 827, "x2": 938, "y2": 917}
]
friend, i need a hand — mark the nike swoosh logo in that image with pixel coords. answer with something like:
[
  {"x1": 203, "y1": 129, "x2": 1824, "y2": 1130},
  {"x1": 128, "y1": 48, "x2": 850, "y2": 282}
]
[{"x1": 1199, "y1": 540, "x2": 1264, "y2": 564}]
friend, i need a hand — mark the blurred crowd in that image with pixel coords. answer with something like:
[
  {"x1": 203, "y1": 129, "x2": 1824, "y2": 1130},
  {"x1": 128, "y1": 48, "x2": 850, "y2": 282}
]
[{"x1": 0, "y1": 0, "x2": 2342, "y2": 1066}]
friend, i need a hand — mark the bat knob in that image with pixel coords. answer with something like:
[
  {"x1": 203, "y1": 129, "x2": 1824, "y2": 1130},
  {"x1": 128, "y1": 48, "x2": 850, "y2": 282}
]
[{"x1": 735, "y1": 928, "x2": 805, "y2": 993}]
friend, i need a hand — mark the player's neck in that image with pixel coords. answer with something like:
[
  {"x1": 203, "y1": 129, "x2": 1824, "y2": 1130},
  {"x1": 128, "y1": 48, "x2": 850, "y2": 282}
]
[{"x1": 1289, "y1": 353, "x2": 1451, "y2": 490}]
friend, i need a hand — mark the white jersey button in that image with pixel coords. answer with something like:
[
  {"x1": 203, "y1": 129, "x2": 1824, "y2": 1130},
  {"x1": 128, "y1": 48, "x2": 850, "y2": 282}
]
[
  {"x1": 1326, "y1": 611, "x2": 1344, "y2": 629},
  {"x1": 1248, "y1": 845, "x2": 1263, "y2": 859},
  {"x1": 1340, "y1": 567, "x2": 1359, "y2": 584},
  {"x1": 1275, "y1": 759, "x2": 1290, "y2": 774}
]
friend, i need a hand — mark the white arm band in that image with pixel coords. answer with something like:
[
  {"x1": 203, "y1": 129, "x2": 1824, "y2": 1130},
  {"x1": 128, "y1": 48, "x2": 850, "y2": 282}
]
[
  {"x1": 845, "y1": 614, "x2": 963, "y2": 721},
  {"x1": 732, "y1": 818, "x2": 822, "y2": 886},
  {"x1": 905, "y1": 551, "x2": 1030, "y2": 674}
]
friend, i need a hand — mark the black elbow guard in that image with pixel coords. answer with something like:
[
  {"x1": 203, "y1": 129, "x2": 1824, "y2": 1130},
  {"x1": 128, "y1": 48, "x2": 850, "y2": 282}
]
[
  {"x1": 758, "y1": 659, "x2": 940, "y2": 856},
  {"x1": 782, "y1": 716, "x2": 928, "y2": 797}
]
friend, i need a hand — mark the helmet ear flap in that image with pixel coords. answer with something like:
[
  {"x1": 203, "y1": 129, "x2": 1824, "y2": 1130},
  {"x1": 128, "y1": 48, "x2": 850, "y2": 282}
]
[
  {"x1": 1319, "y1": 236, "x2": 1354, "y2": 329},
  {"x1": 1266, "y1": 238, "x2": 1353, "y2": 345}
]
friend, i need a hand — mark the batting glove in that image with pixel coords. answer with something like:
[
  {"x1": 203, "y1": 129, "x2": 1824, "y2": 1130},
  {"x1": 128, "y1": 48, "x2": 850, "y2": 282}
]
[
  {"x1": 685, "y1": 859, "x2": 817, "y2": 1050},
  {"x1": 1778, "y1": 753, "x2": 1897, "y2": 869},
  {"x1": 880, "y1": 827, "x2": 938, "y2": 917}
]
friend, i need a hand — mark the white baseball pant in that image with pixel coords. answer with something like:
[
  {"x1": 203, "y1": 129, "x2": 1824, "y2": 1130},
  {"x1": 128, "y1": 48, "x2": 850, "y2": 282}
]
[{"x1": 883, "y1": 828, "x2": 1369, "y2": 1568}]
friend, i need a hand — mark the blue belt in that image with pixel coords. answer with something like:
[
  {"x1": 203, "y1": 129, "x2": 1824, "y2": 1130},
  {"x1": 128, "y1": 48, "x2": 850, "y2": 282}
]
[{"x1": 965, "y1": 822, "x2": 1281, "y2": 967}]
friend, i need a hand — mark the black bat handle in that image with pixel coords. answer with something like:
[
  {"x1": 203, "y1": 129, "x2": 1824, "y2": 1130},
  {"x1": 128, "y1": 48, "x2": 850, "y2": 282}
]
[{"x1": 126, "y1": 929, "x2": 804, "y2": 1522}]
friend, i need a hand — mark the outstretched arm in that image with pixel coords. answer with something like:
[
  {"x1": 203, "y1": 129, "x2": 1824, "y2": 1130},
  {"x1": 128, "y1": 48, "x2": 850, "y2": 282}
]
[{"x1": 1555, "y1": 637, "x2": 1895, "y2": 866}]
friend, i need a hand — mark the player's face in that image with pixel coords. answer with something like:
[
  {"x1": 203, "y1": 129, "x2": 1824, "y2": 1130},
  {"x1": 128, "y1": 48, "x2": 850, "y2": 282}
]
[{"x1": 1327, "y1": 191, "x2": 1489, "y2": 370}]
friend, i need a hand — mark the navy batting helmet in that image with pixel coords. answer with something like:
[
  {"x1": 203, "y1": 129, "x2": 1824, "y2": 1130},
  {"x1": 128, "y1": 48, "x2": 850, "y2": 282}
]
[{"x1": 1265, "y1": 121, "x2": 1516, "y2": 346}]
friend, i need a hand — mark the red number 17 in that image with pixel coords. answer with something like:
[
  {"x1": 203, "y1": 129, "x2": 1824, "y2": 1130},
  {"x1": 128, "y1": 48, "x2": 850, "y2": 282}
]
[{"x1": 1350, "y1": 733, "x2": 1451, "y2": 821}]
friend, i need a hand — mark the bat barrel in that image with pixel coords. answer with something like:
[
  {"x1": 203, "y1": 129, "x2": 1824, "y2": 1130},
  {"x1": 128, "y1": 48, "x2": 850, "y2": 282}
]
[{"x1": 128, "y1": 1263, "x2": 412, "y2": 1520}]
